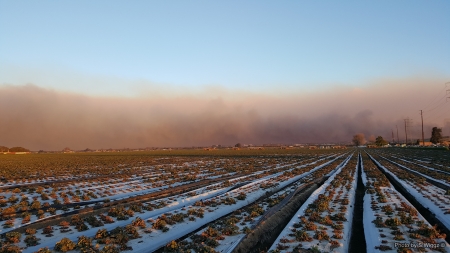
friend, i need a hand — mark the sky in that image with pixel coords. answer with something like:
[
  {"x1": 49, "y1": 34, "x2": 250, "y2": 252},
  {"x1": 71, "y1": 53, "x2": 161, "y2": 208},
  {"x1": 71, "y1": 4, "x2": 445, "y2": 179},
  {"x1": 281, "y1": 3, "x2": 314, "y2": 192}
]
[{"x1": 1, "y1": 1, "x2": 450, "y2": 150}]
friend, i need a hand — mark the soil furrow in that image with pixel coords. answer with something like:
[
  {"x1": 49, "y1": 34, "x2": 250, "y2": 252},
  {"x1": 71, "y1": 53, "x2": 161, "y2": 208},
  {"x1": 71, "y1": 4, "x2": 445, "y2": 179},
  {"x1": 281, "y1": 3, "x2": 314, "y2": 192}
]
[
  {"x1": 348, "y1": 152, "x2": 367, "y2": 253},
  {"x1": 367, "y1": 152, "x2": 450, "y2": 244},
  {"x1": 231, "y1": 177, "x2": 328, "y2": 253}
]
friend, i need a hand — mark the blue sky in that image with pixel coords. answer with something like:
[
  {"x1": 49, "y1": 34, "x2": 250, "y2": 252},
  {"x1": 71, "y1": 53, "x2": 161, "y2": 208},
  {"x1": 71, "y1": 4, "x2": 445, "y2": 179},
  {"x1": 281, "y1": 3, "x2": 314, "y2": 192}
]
[{"x1": 1, "y1": 1, "x2": 449, "y2": 96}]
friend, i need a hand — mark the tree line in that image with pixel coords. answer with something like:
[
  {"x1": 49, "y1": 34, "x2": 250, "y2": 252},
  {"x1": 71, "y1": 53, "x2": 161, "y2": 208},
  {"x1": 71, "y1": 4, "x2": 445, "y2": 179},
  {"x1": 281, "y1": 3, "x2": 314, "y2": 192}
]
[
  {"x1": 0, "y1": 146, "x2": 30, "y2": 152},
  {"x1": 352, "y1": 126, "x2": 446, "y2": 146}
]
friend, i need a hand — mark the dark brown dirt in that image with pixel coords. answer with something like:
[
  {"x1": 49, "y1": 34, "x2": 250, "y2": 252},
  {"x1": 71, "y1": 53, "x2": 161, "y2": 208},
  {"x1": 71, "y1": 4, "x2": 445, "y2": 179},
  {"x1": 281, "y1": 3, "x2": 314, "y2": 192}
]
[
  {"x1": 348, "y1": 153, "x2": 367, "y2": 253},
  {"x1": 232, "y1": 178, "x2": 326, "y2": 253}
]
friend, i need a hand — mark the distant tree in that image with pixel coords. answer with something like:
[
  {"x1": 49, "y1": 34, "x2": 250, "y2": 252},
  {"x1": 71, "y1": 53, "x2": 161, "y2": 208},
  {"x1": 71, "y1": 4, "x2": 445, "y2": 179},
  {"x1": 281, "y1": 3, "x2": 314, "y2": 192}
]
[
  {"x1": 235, "y1": 143, "x2": 242, "y2": 148},
  {"x1": 352, "y1": 133, "x2": 366, "y2": 146},
  {"x1": 430, "y1": 127, "x2": 442, "y2": 144},
  {"x1": 367, "y1": 135, "x2": 376, "y2": 143},
  {"x1": 9, "y1": 147, "x2": 30, "y2": 152},
  {"x1": 0, "y1": 146, "x2": 8, "y2": 152},
  {"x1": 375, "y1": 136, "x2": 389, "y2": 146}
]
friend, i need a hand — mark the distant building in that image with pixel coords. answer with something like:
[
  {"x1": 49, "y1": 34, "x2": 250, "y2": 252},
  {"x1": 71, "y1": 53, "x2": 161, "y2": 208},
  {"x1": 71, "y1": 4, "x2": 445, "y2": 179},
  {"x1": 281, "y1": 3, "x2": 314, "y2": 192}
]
[
  {"x1": 420, "y1": 141, "x2": 434, "y2": 147},
  {"x1": 62, "y1": 147, "x2": 73, "y2": 152}
]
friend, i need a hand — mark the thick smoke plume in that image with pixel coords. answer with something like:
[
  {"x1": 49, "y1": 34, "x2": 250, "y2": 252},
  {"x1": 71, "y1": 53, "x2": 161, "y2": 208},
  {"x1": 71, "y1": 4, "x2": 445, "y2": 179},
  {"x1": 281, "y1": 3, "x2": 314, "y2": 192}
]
[
  {"x1": 0, "y1": 77, "x2": 448, "y2": 150},
  {"x1": 352, "y1": 133, "x2": 367, "y2": 146}
]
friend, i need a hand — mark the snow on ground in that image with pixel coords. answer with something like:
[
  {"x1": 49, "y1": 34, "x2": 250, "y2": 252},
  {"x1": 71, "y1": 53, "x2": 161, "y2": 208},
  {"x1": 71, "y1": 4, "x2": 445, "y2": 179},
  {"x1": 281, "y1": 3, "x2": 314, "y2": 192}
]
[
  {"x1": 391, "y1": 156, "x2": 450, "y2": 176},
  {"x1": 268, "y1": 153, "x2": 354, "y2": 253},
  {"x1": 178, "y1": 166, "x2": 322, "y2": 253},
  {"x1": 379, "y1": 155, "x2": 450, "y2": 187},
  {"x1": 23, "y1": 153, "x2": 347, "y2": 253},
  {"x1": 23, "y1": 184, "x2": 234, "y2": 253},
  {"x1": 1, "y1": 155, "x2": 343, "y2": 235},
  {"x1": 131, "y1": 154, "x2": 348, "y2": 252},
  {"x1": 369, "y1": 153, "x2": 450, "y2": 233},
  {"x1": 364, "y1": 153, "x2": 450, "y2": 253},
  {"x1": 393, "y1": 154, "x2": 450, "y2": 171},
  {"x1": 113, "y1": 162, "x2": 340, "y2": 252}
]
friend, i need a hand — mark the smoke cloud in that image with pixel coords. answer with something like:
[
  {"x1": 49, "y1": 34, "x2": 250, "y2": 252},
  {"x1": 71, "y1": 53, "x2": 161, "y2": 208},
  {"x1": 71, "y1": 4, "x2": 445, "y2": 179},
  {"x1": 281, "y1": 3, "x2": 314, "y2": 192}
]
[
  {"x1": 0, "y1": 77, "x2": 448, "y2": 150},
  {"x1": 352, "y1": 133, "x2": 367, "y2": 146}
]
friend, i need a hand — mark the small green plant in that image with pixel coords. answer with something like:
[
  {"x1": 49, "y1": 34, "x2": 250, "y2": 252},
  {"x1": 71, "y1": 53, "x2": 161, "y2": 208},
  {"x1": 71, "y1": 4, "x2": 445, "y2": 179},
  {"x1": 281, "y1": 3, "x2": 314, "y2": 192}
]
[
  {"x1": 310, "y1": 245, "x2": 321, "y2": 253},
  {"x1": 54, "y1": 237, "x2": 76, "y2": 252},
  {"x1": 242, "y1": 226, "x2": 251, "y2": 234}
]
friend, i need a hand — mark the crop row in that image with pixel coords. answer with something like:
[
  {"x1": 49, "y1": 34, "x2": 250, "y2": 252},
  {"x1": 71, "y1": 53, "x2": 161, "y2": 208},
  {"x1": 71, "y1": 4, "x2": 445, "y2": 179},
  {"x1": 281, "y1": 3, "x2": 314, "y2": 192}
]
[
  {"x1": 0, "y1": 153, "x2": 341, "y2": 233},
  {"x1": 2, "y1": 153, "x2": 345, "y2": 252},
  {"x1": 163, "y1": 154, "x2": 352, "y2": 253},
  {"x1": 362, "y1": 152, "x2": 448, "y2": 253},
  {"x1": 0, "y1": 150, "x2": 344, "y2": 182},
  {"x1": 373, "y1": 149, "x2": 450, "y2": 175},
  {"x1": 268, "y1": 153, "x2": 356, "y2": 253},
  {"x1": 367, "y1": 151, "x2": 450, "y2": 239}
]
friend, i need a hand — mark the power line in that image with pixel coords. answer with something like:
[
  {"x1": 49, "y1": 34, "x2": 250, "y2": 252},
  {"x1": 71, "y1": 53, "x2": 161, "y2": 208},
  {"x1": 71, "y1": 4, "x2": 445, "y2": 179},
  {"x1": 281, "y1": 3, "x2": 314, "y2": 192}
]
[
  {"x1": 396, "y1": 82, "x2": 449, "y2": 144},
  {"x1": 424, "y1": 99, "x2": 449, "y2": 121},
  {"x1": 425, "y1": 97, "x2": 447, "y2": 113},
  {"x1": 426, "y1": 108, "x2": 449, "y2": 125},
  {"x1": 422, "y1": 84, "x2": 448, "y2": 110},
  {"x1": 423, "y1": 84, "x2": 449, "y2": 121},
  {"x1": 424, "y1": 106, "x2": 446, "y2": 121}
]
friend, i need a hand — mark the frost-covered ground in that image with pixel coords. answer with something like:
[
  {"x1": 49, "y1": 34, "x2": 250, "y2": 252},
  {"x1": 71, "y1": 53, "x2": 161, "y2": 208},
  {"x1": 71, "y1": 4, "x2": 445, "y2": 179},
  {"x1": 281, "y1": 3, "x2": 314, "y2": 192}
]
[
  {"x1": 391, "y1": 156, "x2": 450, "y2": 176},
  {"x1": 364, "y1": 153, "x2": 450, "y2": 253},
  {"x1": 379, "y1": 155, "x2": 450, "y2": 186},
  {"x1": 268, "y1": 153, "x2": 355, "y2": 253},
  {"x1": 22, "y1": 154, "x2": 346, "y2": 252},
  {"x1": 368, "y1": 153, "x2": 450, "y2": 233},
  {"x1": 175, "y1": 157, "x2": 338, "y2": 253},
  {"x1": 1, "y1": 153, "x2": 344, "y2": 234}
]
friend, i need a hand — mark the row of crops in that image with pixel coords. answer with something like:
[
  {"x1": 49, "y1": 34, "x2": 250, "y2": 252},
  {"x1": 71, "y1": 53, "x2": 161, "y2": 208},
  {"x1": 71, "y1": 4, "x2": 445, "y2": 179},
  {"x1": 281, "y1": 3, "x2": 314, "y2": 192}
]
[
  {"x1": 268, "y1": 151, "x2": 449, "y2": 253},
  {"x1": 0, "y1": 151, "x2": 346, "y2": 252},
  {"x1": 0, "y1": 148, "x2": 449, "y2": 252}
]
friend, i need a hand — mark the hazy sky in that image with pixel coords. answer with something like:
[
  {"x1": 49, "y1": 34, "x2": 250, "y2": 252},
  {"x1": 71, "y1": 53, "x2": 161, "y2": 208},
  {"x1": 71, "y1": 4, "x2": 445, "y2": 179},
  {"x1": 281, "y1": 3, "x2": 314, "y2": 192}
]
[
  {"x1": 1, "y1": 1, "x2": 449, "y2": 150},
  {"x1": 2, "y1": 1, "x2": 449, "y2": 94}
]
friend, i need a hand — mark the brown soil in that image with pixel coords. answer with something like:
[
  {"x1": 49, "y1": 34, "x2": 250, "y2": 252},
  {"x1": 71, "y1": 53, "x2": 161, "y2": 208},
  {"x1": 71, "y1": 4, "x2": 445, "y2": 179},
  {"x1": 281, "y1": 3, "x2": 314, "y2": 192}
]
[
  {"x1": 348, "y1": 153, "x2": 367, "y2": 253},
  {"x1": 232, "y1": 178, "x2": 327, "y2": 253}
]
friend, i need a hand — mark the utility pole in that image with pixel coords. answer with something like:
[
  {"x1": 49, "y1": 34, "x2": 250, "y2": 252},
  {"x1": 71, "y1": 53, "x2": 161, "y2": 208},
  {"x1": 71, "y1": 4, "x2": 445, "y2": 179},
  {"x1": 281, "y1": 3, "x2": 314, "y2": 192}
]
[
  {"x1": 392, "y1": 130, "x2": 395, "y2": 143},
  {"x1": 396, "y1": 125, "x2": 399, "y2": 143},
  {"x1": 404, "y1": 119, "x2": 408, "y2": 145},
  {"x1": 420, "y1": 110, "x2": 424, "y2": 146},
  {"x1": 447, "y1": 82, "x2": 450, "y2": 101},
  {"x1": 403, "y1": 118, "x2": 412, "y2": 145}
]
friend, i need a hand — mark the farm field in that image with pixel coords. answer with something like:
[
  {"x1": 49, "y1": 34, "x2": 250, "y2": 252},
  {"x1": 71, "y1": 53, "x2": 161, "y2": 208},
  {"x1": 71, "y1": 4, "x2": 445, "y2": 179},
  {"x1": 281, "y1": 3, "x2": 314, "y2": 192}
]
[{"x1": 0, "y1": 148, "x2": 450, "y2": 253}]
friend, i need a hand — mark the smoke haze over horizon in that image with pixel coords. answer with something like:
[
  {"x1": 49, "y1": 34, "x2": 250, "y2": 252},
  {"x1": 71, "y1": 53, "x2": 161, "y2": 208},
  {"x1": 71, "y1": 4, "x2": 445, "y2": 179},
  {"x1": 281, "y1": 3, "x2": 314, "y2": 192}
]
[{"x1": 1, "y1": 77, "x2": 449, "y2": 151}]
